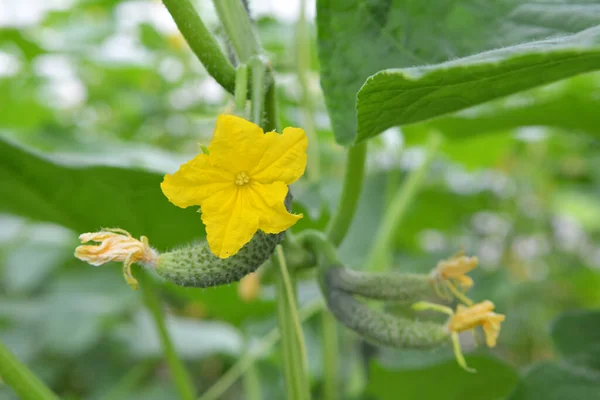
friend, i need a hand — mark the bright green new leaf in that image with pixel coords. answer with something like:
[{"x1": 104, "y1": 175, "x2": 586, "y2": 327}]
[{"x1": 317, "y1": 0, "x2": 600, "y2": 144}]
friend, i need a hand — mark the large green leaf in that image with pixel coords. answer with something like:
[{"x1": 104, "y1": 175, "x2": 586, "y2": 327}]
[
  {"x1": 403, "y1": 75, "x2": 600, "y2": 142},
  {"x1": 317, "y1": 0, "x2": 600, "y2": 144},
  {"x1": 509, "y1": 362, "x2": 600, "y2": 400},
  {"x1": 509, "y1": 310, "x2": 600, "y2": 400},
  {"x1": 0, "y1": 138, "x2": 203, "y2": 250},
  {"x1": 551, "y1": 310, "x2": 600, "y2": 370},
  {"x1": 367, "y1": 355, "x2": 518, "y2": 400}
]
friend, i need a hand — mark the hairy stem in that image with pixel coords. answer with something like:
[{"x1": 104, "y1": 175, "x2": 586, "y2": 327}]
[
  {"x1": 276, "y1": 272, "x2": 298, "y2": 400},
  {"x1": 276, "y1": 246, "x2": 309, "y2": 378},
  {"x1": 162, "y1": 0, "x2": 235, "y2": 93},
  {"x1": 327, "y1": 142, "x2": 367, "y2": 247},
  {"x1": 296, "y1": 229, "x2": 340, "y2": 266},
  {"x1": 263, "y1": 81, "x2": 279, "y2": 132},
  {"x1": 213, "y1": 0, "x2": 261, "y2": 62},
  {"x1": 321, "y1": 310, "x2": 339, "y2": 400},
  {"x1": 250, "y1": 57, "x2": 267, "y2": 126},
  {"x1": 234, "y1": 64, "x2": 248, "y2": 115},
  {"x1": 139, "y1": 275, "x2": 196, "y2": 400}
]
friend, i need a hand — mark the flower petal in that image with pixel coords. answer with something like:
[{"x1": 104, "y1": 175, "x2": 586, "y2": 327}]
[
  {"x1": 248, "y1": 181, "x2": 302, "y2": 233},
  {"x1": 208, "y1": 114, "x2": 266, "y2": 173},
  {"x1": 250, "y1": 127, "x2": 308, "y2": 184},
  {"x1": 161, "y1": 153, "x2": 234, "y2": 208},
  {"x1": 202, "y1": 186, "x2": 259, "y2": 258}
]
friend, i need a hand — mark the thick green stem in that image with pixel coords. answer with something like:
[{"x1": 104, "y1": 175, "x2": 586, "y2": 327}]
[
  {"x1": 296, "y1": 229, "x2": 340, "y2": 266},
  {"x1": 212, "y1": 0, "x2": 261, "y2": 62},
  {"x1": 321, "y1": 310, "x2": 339, "y2": 400},
  {"x1": 250, "y1": 57, "x2": 267, "y2": 126},
  {"x1": 273, "y1": 246, "x2": 311, "y2": 400},
  {"x1": 276, "y1": 273, "x2": 298, "y2": 400},
  {"x1": 263, "y1": 82, "x2": 279, "y2": 132},
  {"x1": 367, "y1": 134, "x2": 442, "y2": 272},
  {"x1": 162, "y1": 0, "x2": 235, "y2": 93},
  {"x1": 198, "y1": 301, "x2": 322, "y2": 400},
  {"x1": 326, "y1": 143, "x2": 367, "y2": 247},
  {"x1": 234, "y1": 64, "x2": 248, "y2": 115},
  {"x1": 139, "y1": 275, "x2": 196, "y2": 400},
  {"x1": 0, "y1": 339, "x2": 58, "y2": 400},
  {"x1": 275, "y1": 246, "x2": 309, "y2": 377}
]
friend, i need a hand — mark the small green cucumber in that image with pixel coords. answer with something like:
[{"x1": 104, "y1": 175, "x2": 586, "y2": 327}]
[
  {"x1": 155, "y1": 230, "x2": 283, "y2": 288},
  {"x1": 154, "y1": 191, "x2": 292, "y2": 288}
]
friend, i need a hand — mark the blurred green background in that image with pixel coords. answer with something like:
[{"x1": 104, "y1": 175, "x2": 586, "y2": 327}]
[{"x1": 1, "y1": 0, "x2": 600, "y2": 399}]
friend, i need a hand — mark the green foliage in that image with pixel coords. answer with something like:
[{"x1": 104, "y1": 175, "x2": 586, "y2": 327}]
[
  {"x1": 1, "y1": 0, "x2": 600, "y2": 399},
  {"x1": 368, "y1": 355, "x2": 518, "y2": 400},
  {"x1": 403, "y1": 75, "x2": 600, "y2": 142},
  {"x1": 551, "y1": 310, "x2": 600, "y2": 370},
  {"x1": 0, "y1": 138, "x2": 203, "y2": 250},
  {"x1": 317, "y1": 0, "x2": 600, "y2": 144},
  {"x1": 509, "y1": 311, "x2": 600, "y2": 399},
  {"x1": 510, "y1": 362, "x2": 600, "y2": 400}
]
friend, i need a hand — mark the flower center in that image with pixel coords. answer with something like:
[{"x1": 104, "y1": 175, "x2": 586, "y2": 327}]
[{"x1": 235, "y1": 171, "x2": 251, "y2": 186}]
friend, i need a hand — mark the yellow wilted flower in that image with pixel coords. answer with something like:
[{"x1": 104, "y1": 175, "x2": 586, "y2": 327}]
[
  {"x1": 447, "y1": 300, "x2": 505, "y2": 348},
  {"x1": 413, "y1": 299, "x2": 505, "y2": 372},
  {"x1": 430, "y1": 252, "x2": 478, "y2": 304},
  {"x1": 75, "y1": 229, "x2": 157, "y2": 290},
  {"x1": 161, "y1": 114, "x2": 307, "y2": 259}
]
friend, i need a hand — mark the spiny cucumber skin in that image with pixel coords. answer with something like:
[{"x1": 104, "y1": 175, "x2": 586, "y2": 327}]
[
  {"x1": 156, "y1": 191, "x2": 293, "y2": 288},
  {"x1": 328, "y1": 266, "x2": 434, "y2": 302},
  {"x1": 156, "y1": 230, "x2": 282, "y2": 288},
  {"x1": 326, "y1": 289, "x2": 448, "y2": 349},
  {"x1": 324, "y1": 268, "x2": 449, "y2": 349}
]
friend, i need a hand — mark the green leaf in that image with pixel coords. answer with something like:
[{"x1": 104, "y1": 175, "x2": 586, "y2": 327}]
[
  {"x1": 0, "y1": 137, "x2": 203, "y2": 250},
  {"x1": 317, "y1": 0, "x2": 600, "y2": 144},
  {"x1": 403, "y1": 74, "x2": 600, "y2": 141},
  {"x1": 509, "y1": 362, "x2": 600, "y2": 400},
  {"x1": 367, "y1": 355, "x2": 518, "y2": 400},
  {"x1": 551, "y1": 310, "x2": 600, "y2": 370}
]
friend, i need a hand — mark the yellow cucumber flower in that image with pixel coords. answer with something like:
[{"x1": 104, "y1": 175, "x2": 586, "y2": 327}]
[
  {"x1": 447, "y1": 300, "x2": 506, "y2": 348},
  {"x1": 430, "y1": 251, "x2": 478, "y2": 304},
  {"x1": 413, "y1": 299, "x2": 505, "y2": 372},
  {"x1": 75, "y1": 229, "x2": 158, "y2": 290},
  {"x1": 161, "y1": 114, "x2": 307, "y2": 259}
]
